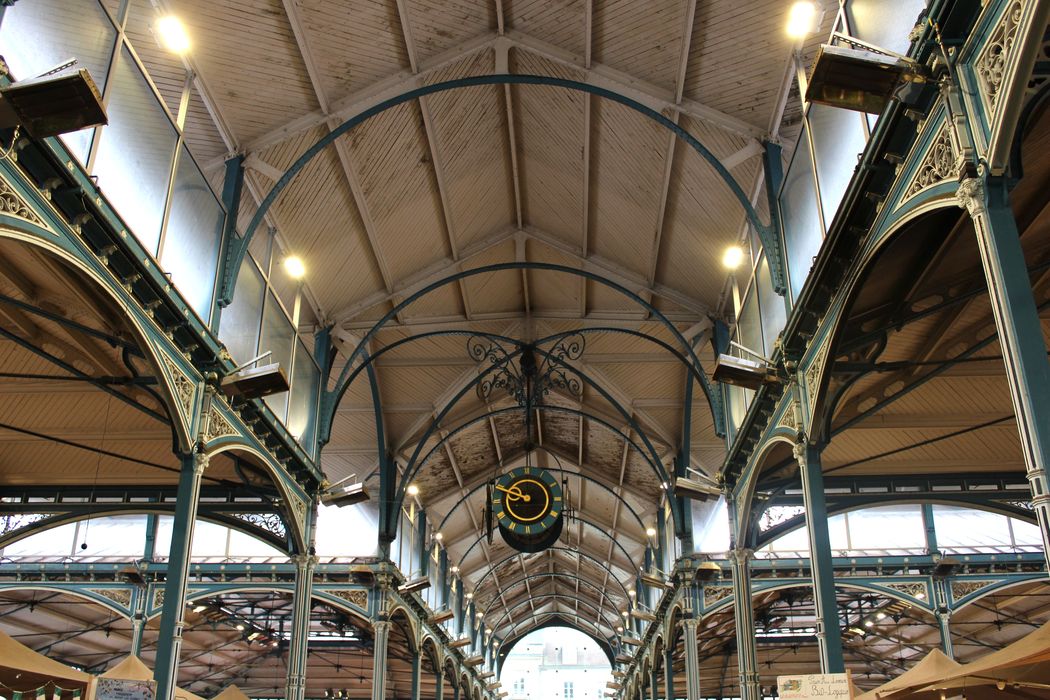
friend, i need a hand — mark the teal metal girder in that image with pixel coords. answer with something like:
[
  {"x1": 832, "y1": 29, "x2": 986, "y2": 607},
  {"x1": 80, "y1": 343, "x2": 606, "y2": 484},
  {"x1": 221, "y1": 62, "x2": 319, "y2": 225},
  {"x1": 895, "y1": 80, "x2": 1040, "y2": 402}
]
[
  {"x1": 223, "y1": 74, "x2": 781, "y2": 308},
  {"x1": 386, "y1": 336, "x2": 676, "y2": 542},
  {"x1": 0, "y1": 506, "x2": 288, "y2": 552},
  {"x1": 323, "y1": 325, "x2": 714, "y2": 447},
  {"x1": 322, "y1": 272, "x2": 723, "y2": 449},
  {"x1": 479, "y1": 573, "x2": 627, "y2": 615},
  {"x1": 467, "y1": 546, "x2": 632, "y2": 601},
  {"x1": 489, "y1": 593, "x2": 621, "y2": 634},
  {"x1": 454, "y1": 514, "x2": 637, "y2": 572}
]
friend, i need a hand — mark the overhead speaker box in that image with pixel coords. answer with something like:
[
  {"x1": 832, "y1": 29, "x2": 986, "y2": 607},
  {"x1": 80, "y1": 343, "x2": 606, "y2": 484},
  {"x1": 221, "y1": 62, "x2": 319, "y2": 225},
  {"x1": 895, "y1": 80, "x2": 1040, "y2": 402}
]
[
  {"x1": 713, "y1": 353, "x2": 777, "y2": 390},
  {"x1": 398, "y1": 577, "x2": 431, "y2": 594},
  {"x1": 674, "y1": 476, "x2": 722, "y2": 501},
  {"x1": 220, "y1": 362, "x2": 289, "y2": 399},
  {"x1": 429, "y1": 608, "x2": 454, "y2": 624},
  {"x1": 806, "y1": 43, "x2": 928, "y2": 113},
  {"x1": 320, "y1": 482, "x2": 369, "y2": 507},
  {"x1": 0, "y1": 63, "x2": 107, "y2": 139}
]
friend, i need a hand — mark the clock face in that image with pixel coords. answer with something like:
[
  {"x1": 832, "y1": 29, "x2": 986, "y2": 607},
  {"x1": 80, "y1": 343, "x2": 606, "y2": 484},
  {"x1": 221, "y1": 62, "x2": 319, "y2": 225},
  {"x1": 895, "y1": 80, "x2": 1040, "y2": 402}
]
[{"x1": 490, "y1": 466, "x2": 563, "y2": 536}]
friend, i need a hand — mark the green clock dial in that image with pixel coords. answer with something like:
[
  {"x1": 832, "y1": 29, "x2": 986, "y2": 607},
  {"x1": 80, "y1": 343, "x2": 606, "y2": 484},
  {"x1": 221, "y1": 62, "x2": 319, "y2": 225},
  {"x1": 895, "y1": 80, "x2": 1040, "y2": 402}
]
[{"x1": 490, "y1": 466, "x2": 563, "y2": 538}]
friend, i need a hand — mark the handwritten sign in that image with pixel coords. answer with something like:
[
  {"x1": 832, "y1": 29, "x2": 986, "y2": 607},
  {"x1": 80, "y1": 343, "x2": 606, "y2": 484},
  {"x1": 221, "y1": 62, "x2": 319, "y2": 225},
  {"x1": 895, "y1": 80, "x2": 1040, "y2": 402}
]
[
  {"x1": 777, "y1": 673, "x2": 854, "y2": 699},
  {"x1": 95, "y1": 678, "x2": 156, "y2": 700}
]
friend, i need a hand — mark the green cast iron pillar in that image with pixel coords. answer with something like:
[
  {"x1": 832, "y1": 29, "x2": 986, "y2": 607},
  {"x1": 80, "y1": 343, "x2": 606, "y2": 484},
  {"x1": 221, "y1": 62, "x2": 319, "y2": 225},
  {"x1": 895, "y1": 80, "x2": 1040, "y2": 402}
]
[
  {"x1": 796, "y1": 441, "x2": 845, "y2": 672},
  {"x1": 153, "y1": 449, "x2": 208, "y2": 700},
  {"x1": 730, "y1": 548, "x2": 760, "y2": 700},
  {"x1": 958, "y1": 175, "x2": 1050, "y2": 567}
]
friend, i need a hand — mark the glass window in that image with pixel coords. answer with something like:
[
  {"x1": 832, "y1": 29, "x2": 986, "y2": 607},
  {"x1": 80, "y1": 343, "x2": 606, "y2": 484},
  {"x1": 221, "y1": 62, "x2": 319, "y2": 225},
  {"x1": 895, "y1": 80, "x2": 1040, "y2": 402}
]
[
  {"x1": 287, "y1": 338, "x2": 320, "y2": 454},
  {"x1": 932, "y1": 506, "x2": 1018, "y2": 549},
  {"x1": 808, "y1": 104, "x2": 868, "y2": 224},
  {"x1": 846, "y1": 0, "x2": 926, "y2": 56},
  {"x1": 780, "y1": 126, "x2": 823, "y2": 302},
  {"x1": 91, "y1": 46, "x2": 179, "y2": 254},
  {"x1": 737, "y1": 285, "x2": 763, "y2": 361},
  {"x1": 756, "y1": 255, "x2": 786, "y2": 359},
  {"x1": 317, "y1": 499, "x2": 379, "y2": 558},
  {"x1": 159, "y1": 144, "x2": 224, "y2": 322},
  {"x1": 219, "y1": 256, "x2": 266, "y2": 365},
  {"x1": 258, "y1": 291, "x2": 295, "y2": 421},
  {"x1": 0, "y1": 0, "x2": 117, "y2": 162},
  {"x1": 847, "y1": 505, "x2": 925, "y2": 551}
]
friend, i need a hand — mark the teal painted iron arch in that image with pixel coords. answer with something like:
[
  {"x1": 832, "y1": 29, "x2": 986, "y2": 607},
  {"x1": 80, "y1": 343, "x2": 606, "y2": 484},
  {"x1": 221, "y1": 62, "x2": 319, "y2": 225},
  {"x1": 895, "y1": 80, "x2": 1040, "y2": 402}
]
[
  {"x1": 490, "y1": 593, "x2": 621, "y2": 635},
  {"x1": 434, "y1": 443, "x2": 647, "y2": 534},
  {"x1": 480, "y1": 573, "x2": 628, "y2": 616},
  {"x1": 468, "y1": 545, "x2": 631, "y2": 601},
  {"x1": 223, "y1": 74, "x2": 779, "y2": 310},
  {"x1": 394, "y1": 340, "x2": 673, "y2": 533},
  {"x1": 455, "y1": 513, "x2": 638, "y2": 572},
  {"x1": 320, "y1": 264, "x2": 724, "y2": 441}
]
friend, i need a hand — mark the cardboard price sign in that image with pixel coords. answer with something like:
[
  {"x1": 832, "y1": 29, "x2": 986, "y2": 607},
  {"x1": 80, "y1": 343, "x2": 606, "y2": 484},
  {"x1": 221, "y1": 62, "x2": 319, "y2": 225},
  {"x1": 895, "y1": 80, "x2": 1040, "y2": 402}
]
[{"x1": 777, "y1": 673, "x2": 854, "y2": 699}]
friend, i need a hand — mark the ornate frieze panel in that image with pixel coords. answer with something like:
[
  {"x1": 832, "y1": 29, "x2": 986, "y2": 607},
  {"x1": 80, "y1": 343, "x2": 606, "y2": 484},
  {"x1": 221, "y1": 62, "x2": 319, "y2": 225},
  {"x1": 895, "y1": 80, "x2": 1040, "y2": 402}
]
[
  {"x1": 885, "y1": 581, "x2": 929, "y2": 602},
  {"x1": 202, "y1": 403, "x2": 238, "y2": 443},
  {"x1": 951, "y1": 579, "x2": 995, "y2": 601},
  {"x1": 329, "y1": 589, "x2": 369, "y2": 609},
  {"x1": 703, "y1": 586, "x2": 731, "y2": 608},
  {"x1": 161, "y1": 355, "x2": 196, "y2": 424},
  {"x1": 974, "y1": 0, "x2": 1024, "y2": 115},
  {"x1": 902, "y1": 124, "x2": 960, "y2": 202},
  {"x1": 89, "y1": 587, "x2": 132, "y2": 609},
  {"x1": 0, "y1": 175, "x2": 49, "y2": 230},
  {"x1": 231, "y1": 512, "x2": 287, "y2": 539}
]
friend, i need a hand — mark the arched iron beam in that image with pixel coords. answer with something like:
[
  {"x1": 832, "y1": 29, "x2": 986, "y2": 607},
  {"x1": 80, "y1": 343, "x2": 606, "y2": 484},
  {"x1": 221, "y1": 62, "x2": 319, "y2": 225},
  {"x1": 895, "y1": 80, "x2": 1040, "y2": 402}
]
[
  {"x1": 0, "y1": 508, "x2": 287, "y2": 552},
  {"x1": 498, "y1": 611, "x2": 616, "y2": 655},
  {"x1": 228, "y1": 75, "x2": 775, "y2": 308},
  {"x1": 319, "y1": 263, "x2": 723, "y2": 441},
  {"x1": 468, "y1": 546, "x2": 631, "y2": 601},
  {"x1": 428, "y1": 408, "x2": 650, "y2": 527},
  {"x1": 480, "y1": 573, "x2": 627, "y2": 616},
  {"x1": 323, "y1": 325, "x2": 709, "y2": 447},
  {"x1": 435, "y1": 445, "x2": 646, "y2": 533},
  {"x1": 395, "y1": 344, "x2": 672, "y2": 539},
  {"x1": 754, "y1": 497, "x2": 1039, "y2": 549},
  {"x1": 490, "y1": 593, "x2": 621, "y2": 635},
  {"x1": 455, "y1": 515, "x2": 637, "y2": 573}
]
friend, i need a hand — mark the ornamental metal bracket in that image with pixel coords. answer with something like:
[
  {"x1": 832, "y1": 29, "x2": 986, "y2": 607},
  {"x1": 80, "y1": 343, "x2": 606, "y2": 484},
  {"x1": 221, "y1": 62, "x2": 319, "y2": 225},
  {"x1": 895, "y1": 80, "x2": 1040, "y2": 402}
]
[{"x1": 469, "y1": 333, "x2": 586, "y2": 408}]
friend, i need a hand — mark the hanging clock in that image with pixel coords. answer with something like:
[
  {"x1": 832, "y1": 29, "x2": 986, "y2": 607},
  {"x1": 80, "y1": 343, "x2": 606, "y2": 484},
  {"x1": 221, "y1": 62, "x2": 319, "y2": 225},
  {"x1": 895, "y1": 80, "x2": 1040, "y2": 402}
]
[{"x1": 490, "y1": 466, "x2": 564, "y2": 553}]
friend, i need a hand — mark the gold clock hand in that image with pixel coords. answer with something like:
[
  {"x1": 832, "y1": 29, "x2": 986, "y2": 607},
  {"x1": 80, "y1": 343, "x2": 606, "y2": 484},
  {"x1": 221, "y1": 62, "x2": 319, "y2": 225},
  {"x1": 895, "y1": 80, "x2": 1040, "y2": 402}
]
[{"x1": 495, "y1": 484, "x2": 531, "y2": 502}]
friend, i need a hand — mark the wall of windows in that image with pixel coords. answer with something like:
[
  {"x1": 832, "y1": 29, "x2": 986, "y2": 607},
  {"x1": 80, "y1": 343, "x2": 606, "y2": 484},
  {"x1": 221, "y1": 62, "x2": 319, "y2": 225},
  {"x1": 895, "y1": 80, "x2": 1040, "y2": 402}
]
[
  {"x1": 723, "y1": 0, "x2": 926, "y2": 437},
  {"x1": 0, "y1": 1, "x2": 322, "y2": 456}
]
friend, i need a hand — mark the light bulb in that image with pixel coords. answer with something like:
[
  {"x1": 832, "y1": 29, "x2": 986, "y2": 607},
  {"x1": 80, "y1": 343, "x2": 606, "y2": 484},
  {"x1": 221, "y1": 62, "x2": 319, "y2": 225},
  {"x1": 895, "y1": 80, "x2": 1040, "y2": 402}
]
[
  {"x1": 156, "y1": 16, "x2": 191, "y2": 54},
  {"x1": 284, "y1": 255, "x2": 306, "y2": 279},
  {"x1": 786, "y1": 1, "x2": 817, "y2": 40},
  {"x1": 722, "y1": 245, "x2": 745, "y2": 270}
]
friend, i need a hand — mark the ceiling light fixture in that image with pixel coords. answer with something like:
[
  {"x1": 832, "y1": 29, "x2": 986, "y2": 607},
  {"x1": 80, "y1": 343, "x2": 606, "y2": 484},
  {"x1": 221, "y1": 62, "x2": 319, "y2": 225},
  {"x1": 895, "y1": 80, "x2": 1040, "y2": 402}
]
[
  {"x1": 156, "y1": 16, "x2": 191, "y2": 54},
  {"x1": 407, "y1": 484, "x2": 420, "y2": 497},
  {"x1": 450, "y1": 565, "x2": 459, "y2": 574},
  {"x1": 722, "y1": 245, "x2": 745, "y2": 270},
  {"x1": 284, "y1": 255, "x2": 306, "y2": 280},
  {"x1": 434, "y1": 532, "x2": 443, "y2": 542},
  {"x1": 786, "y1": 1, "x2": 817, "y2": 40},
  {"x1": 645, "y1": 527, "x2": 657, "y2": 538}
]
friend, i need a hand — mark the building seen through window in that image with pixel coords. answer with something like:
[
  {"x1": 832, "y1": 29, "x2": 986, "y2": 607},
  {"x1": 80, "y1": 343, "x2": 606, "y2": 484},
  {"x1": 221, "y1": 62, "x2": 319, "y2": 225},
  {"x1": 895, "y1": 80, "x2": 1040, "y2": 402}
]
[{"x1": 501, "y1": 627, "x2": 609, "y2": 699}]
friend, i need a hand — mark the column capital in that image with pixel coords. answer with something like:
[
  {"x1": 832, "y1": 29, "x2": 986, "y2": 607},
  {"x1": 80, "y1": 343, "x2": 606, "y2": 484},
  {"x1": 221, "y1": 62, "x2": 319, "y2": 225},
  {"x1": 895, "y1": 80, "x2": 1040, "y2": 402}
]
[
  {"x1": 956, "y1": 176, "x2": 986, "y2": 218},
  {"x1": 373, "y1": 619, "x2": 392, "y2": 632},
  {"x1": 680, "y1": 617, "x2": 699, "y2": 630},
  {"x1": 730, "y1": 547, "x2": 754, "y2": 565},
  {"x1": 290, "y1": 552, "x2": 319, "y2": 569}
]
